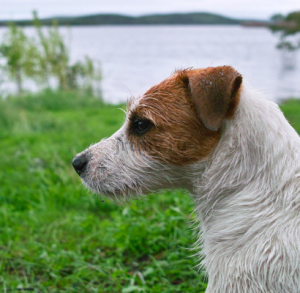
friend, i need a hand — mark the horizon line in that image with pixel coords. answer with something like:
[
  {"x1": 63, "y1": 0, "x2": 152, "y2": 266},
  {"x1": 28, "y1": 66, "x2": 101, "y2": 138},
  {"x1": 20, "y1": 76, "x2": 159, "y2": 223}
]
[{"x1": 0, "y1": 11, "x2": 269, "y2": 22}]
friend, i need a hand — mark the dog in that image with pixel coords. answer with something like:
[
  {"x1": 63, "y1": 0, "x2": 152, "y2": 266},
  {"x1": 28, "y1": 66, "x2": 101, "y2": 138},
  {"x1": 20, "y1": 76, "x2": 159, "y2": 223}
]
[{"x1": 72, "y1": 66, "x2": 300, "y2": 292}]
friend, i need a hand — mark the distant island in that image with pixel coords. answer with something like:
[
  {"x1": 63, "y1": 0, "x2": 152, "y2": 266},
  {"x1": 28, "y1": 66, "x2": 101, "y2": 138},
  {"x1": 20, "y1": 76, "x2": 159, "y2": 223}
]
[{"x1": 0, "y1": 12, "x2": 269, "y2": 27}]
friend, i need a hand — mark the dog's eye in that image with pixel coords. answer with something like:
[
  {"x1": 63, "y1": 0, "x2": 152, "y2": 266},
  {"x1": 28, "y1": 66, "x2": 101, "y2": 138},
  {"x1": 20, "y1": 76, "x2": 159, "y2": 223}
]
[{"x1": 132, "y1": 119, "x2": 153, "y2": 135}]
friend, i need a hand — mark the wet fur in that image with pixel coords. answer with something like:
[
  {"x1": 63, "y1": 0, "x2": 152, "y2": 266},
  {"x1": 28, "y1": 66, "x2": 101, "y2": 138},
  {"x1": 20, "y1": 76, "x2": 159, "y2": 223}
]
[{"x1": 74, "y1": 67, "x2": 300, "y2": 292}]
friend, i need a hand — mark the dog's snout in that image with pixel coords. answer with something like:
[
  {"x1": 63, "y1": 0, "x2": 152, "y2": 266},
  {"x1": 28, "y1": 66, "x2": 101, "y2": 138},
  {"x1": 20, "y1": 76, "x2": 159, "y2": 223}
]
[{"x1": 72, "y1": 154, "x2": 88, "y2": 175}]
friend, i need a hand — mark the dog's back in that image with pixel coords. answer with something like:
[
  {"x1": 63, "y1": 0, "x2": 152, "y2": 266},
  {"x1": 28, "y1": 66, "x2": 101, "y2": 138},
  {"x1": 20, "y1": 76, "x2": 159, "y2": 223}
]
[{"x1": 198, "y1": 86, "x2": 300, "y2": 292}]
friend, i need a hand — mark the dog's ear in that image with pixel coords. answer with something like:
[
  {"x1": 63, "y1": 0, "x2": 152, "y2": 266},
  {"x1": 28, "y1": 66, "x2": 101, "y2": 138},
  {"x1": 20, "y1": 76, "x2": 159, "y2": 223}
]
[{"x1": 188, "y1": 66, "x2": 242, "y2": 131}]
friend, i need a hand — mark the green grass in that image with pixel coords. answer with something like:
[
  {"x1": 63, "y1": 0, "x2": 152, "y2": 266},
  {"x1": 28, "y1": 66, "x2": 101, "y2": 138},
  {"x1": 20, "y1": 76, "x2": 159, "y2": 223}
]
[{"x1": 0, "y1": 92, "x2": 299, "y2": 292}]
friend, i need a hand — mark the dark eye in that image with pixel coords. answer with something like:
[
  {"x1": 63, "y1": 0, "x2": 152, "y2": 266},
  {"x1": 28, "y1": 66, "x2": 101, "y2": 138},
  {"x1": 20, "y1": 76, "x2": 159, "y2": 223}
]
[{"x1": 132, "y1": 119, "x2": 153, "y2": 135}]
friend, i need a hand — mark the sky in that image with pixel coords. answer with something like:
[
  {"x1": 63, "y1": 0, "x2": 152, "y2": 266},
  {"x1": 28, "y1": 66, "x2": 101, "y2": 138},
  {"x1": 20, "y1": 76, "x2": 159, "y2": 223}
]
[{"x1": 0, "y1": 0, "x2": 299, "y2": 21}]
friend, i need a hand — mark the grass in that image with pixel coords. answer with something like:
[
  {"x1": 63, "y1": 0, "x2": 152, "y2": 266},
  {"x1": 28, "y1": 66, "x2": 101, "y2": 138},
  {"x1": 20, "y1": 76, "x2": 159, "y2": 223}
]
[{"x1": 0, "y1": 91, "x2": 299, "y2": 292}]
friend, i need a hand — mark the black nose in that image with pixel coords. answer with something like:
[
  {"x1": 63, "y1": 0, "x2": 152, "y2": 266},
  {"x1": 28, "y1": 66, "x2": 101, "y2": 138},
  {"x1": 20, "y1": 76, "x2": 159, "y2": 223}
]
[{"x1": 72, "y1": 154, "x2": 88, "y2": 175}]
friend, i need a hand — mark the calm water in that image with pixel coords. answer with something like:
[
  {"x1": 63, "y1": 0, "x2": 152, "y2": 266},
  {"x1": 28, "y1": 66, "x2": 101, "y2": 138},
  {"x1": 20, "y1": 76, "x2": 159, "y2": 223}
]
[{"x1": 1, "y1": 25, "x2": 300, "y2": 103}]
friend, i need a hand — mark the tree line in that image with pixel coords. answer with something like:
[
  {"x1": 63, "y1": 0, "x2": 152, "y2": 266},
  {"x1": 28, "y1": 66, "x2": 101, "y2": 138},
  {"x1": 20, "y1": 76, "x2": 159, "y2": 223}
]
[{"x1": 0, "y1": 12, "x2": 101, "y2": 95}]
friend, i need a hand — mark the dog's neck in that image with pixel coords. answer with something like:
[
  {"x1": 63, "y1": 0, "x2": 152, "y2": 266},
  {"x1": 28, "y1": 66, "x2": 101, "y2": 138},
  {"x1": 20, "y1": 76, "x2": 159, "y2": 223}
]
[{"x1": 189, "y1": 86, "x2": 300, "y2": 280}]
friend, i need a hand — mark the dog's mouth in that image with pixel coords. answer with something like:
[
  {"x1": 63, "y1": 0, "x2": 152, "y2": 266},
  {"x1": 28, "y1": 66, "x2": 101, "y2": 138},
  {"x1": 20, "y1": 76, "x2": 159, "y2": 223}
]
[{"x1": 80, "y1": 171, "x2": 144, "y2": 201}]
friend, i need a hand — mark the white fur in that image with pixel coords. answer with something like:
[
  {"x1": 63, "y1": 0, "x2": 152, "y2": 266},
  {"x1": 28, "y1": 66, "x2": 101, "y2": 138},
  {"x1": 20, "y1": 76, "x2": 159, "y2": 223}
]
[
  {"x1": 76, "y1": 85, "x2": 300, "y2": 292},
  {"x1": 192, "y1": 86, "x2": 300, "y2": 292}
]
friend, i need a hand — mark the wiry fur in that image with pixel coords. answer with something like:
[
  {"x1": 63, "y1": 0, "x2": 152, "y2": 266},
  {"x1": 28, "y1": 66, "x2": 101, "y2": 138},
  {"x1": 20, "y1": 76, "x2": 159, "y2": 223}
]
[
  {"x1": 192, "y1": 86, "x2": 300, "y2": 292},
  {"x1": 73, "y1": 68, "x2": 300, "y2": 292},
  {"x1": 80, "y1": 124, "x2": 193, "y2": 203}
]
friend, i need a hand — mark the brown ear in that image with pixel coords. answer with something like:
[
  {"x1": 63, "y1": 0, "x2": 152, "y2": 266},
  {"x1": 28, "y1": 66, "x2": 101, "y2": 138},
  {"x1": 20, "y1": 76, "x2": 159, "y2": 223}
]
[{"x1": 188, "y1": 66, "x2": 242, "y2": 131}]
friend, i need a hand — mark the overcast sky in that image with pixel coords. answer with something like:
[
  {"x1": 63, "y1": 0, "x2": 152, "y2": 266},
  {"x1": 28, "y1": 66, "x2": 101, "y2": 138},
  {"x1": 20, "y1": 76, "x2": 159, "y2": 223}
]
[{"x1": 0, "y1": 0, "x2": 299, "y2": 21}]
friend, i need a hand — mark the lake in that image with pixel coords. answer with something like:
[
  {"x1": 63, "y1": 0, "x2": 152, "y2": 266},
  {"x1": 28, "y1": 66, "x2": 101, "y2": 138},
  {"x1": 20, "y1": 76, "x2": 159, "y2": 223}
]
[{"x1": 0, "y1": 25, "x2": 300, "y2": 103}]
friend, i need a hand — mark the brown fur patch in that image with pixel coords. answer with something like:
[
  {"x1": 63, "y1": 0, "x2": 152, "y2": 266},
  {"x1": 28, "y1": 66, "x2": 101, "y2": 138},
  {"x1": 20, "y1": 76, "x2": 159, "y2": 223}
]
[
  {"x1": 126, "y1": 66, "x2": 241, "y2": 166},
  {"x1": 189, "y1": 66, "x2": 242, "y2": 130}
]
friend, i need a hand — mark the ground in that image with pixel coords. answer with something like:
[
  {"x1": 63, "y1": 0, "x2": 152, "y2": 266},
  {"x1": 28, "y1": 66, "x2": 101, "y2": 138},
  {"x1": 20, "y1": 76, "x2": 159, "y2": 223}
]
[{"x1": 0, "y1": 91, "x2": 299, "y2": 292}]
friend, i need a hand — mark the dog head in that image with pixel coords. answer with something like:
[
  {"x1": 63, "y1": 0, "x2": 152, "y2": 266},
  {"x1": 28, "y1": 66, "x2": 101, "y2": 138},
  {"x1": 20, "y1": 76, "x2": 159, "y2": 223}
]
[{"x1": 72, "y1": 66, "x2": 242, "y2": 201}]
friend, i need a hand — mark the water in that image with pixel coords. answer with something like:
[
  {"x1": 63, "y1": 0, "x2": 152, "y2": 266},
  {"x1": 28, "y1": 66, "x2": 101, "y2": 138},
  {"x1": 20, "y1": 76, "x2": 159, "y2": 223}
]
[{"x1": 1, "y1": 25, "x2": 300, "y2": 103}]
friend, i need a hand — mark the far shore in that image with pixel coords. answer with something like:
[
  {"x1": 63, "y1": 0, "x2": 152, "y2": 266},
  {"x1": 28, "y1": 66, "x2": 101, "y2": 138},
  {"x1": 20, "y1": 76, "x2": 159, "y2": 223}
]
[{"x1": 0, "y1": 12, "x2": 270, "y2": 27}]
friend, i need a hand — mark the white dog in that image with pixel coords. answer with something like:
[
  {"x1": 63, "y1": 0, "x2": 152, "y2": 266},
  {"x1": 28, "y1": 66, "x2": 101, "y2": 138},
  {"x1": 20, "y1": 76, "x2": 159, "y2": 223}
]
[{"x1": 72, "y1": 66, "x2": 300, "y2": 293}]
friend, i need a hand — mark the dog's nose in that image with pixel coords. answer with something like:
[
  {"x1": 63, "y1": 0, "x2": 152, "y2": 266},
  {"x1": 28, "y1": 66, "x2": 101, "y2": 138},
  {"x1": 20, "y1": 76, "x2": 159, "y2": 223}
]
[{"x1": 72, "y1": 154, "x2": 88, "y2": 175}]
